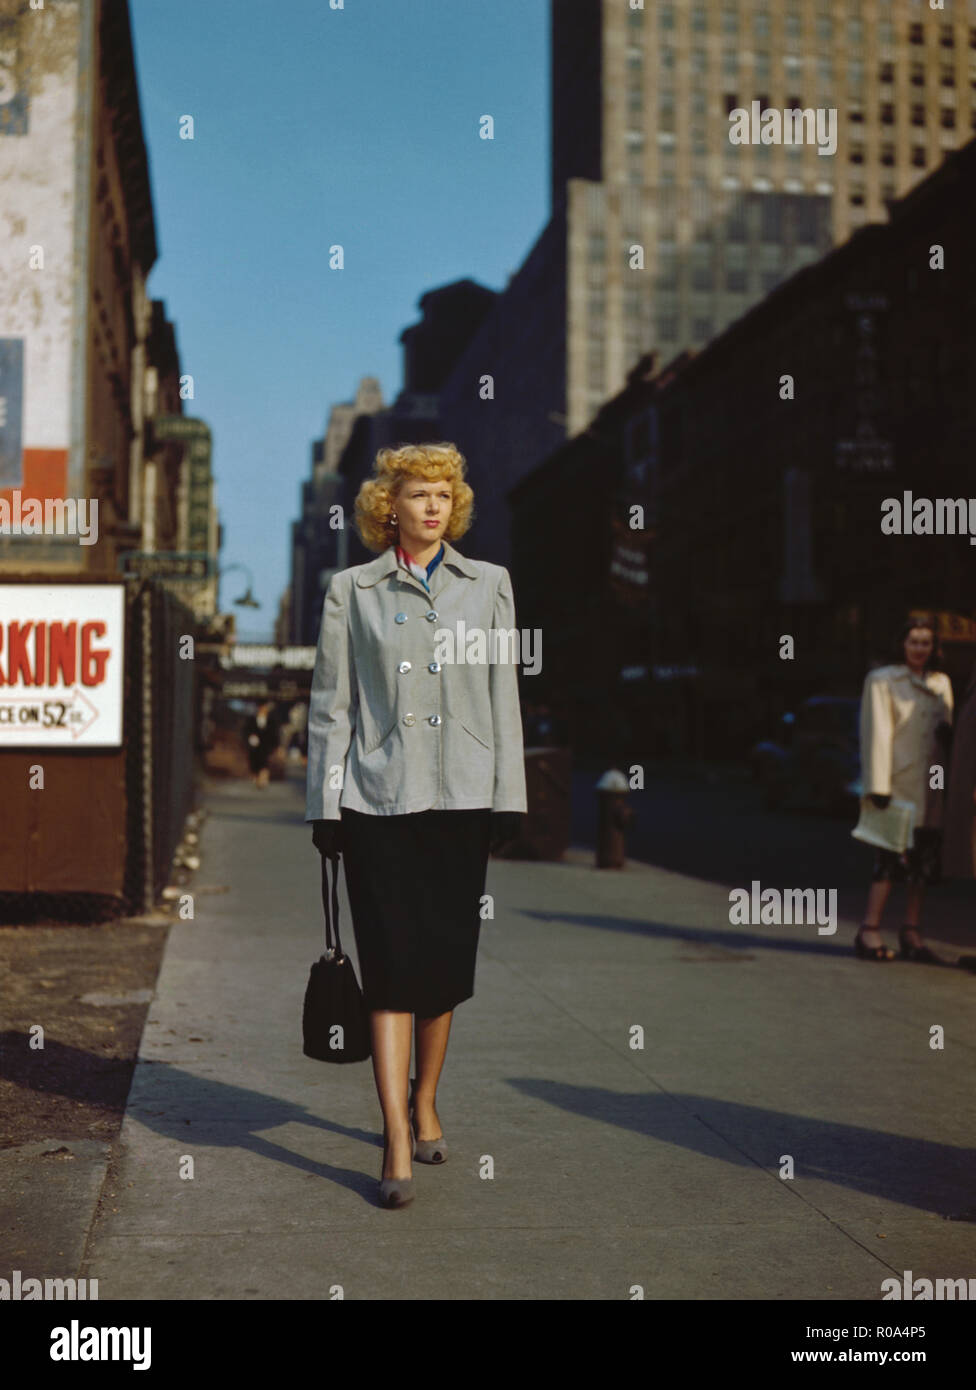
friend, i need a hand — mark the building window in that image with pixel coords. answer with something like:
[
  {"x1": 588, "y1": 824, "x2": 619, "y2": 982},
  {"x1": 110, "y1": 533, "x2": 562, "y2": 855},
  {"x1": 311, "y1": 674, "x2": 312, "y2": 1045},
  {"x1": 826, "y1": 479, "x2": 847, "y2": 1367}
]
[
  {"x1": 941, "y1": 107, "x2": 956, "y2": 127},
  {"x1": 656, "y1": 315, "x2": 678, "y2": 341},
  {"x1": 816, "y1": 17, "x2": 832, "y2": 42},
  {"x1": 795, "y1": 200, "x2": 820, "y2": 244},
  {"x1": 755, "y1": 13, "x2": 771, "y2": 38},
  {"x1": 909, "y1": 22, "x2": 924, "y2": 44},
  {"x1": 850, "y1": 106, "x2": 865, "y2": 123},
  {"x1": 659, "y1": 5, "x2": 674, "y2": 30},
  {"x1": 691, "y1": 49, "x2": 707, "y2": 76},
  {"x1": 911, "y1": 145, "x2": 927, "y2": 166},
  {"x1": 760, "y1": 272, "x2": 781, "y2": 294},
  {"x1": 723, "y1": 10, "x2": 739, "y2": 36},
  {"x1": 942, "y1": 66, "x2": 956, "y2": 86},
  {"x1": 785, "y1": 14, "x2": 801, "y2": 39},
  {"x1": 880, "y1": 102, "x2": 895, "y2": 123},
  {"x1": 849, "y1": 145, "x2": 865, "y2": 163},
  {"x1": 848, "y1": 18, "x2": 863, "y2": 43},
  {"x1": 879, "y1": 61, "x2": 895, "y2": 83},
  {"x1": 692, "y1": 317, "x2": 714, "y2": 340},
  {"x1": 940, "y1": 25, "x2": 955, "y2": 49},
  {"x1": 881, "y1": 142, "x2": 895, "y2": 166},
  {"x1": 911, "y1": 103, "x2": 926, "y2": 125},
  {"x1": 691, "y1": 262, "x2": 713, "y2": 291},
  {"x1": 761, "y1": 198, "x2": 783, "y2": 241},
  {"x1": 726, "y1": 267, "x2": 748, "y2": 292},
  {"x1": 723, "y1": 50, "x2": 739, "y2": 77},
  {"x1": 849, "y1": 188, "x2": 865, "y2": 206},
  {"x1": 692, "y1": 8, "x2": 707, "y2": 32},
  {"x1": 910, "y1": 61, "x2": 925, "y2": 87}
]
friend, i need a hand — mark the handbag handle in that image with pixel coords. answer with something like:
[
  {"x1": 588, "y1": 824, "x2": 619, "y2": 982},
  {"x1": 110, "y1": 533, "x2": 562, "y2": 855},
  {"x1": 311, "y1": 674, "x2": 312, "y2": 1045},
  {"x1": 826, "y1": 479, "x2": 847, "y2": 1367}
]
[{"x1": 320, "y1": 852, "x2": 345, "y2": 961}]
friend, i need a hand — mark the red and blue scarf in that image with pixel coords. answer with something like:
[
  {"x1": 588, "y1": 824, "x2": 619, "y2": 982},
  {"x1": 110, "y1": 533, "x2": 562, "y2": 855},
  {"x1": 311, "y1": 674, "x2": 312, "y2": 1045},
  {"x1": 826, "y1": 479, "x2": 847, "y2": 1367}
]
[{"x1": 396, "y1": 541, "x2": 445, "y2": 594}]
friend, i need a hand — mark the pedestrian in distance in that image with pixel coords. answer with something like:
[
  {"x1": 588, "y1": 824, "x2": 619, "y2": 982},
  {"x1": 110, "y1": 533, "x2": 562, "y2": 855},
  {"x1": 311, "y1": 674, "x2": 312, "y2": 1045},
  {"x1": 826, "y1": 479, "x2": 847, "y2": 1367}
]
[
  {"x1": 855, "y1": 618, "x2": 953, "y2": 963},
  {"x1": 243, "y1": 699, "x2": 279, "y2": 789},
  {"x1": 306, "y1": 441, "x2": 527, "y2": 1208}
]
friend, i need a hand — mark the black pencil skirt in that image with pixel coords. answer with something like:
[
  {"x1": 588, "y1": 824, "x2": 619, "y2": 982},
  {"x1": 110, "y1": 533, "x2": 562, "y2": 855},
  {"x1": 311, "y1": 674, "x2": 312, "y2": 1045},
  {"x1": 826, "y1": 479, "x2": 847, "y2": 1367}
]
[{"x1": 339, "y1": 806, "x2": 493, "y2": 1017}]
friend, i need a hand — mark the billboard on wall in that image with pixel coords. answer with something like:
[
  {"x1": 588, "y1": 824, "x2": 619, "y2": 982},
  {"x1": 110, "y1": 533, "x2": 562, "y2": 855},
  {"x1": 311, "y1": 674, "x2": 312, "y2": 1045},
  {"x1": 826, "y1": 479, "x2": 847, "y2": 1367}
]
[
  {"x1": 0, "y1": 1, "x2": 89, "y2": 558},
  {"x1": 0, "y1": 584, "x2": 125, "y2": 747}
]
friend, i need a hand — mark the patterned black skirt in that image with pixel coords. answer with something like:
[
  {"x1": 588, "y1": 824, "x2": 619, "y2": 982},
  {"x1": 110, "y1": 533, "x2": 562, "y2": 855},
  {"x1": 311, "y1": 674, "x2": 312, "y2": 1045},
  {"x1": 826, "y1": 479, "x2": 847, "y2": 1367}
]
[
  {"x1": 339, "y1": 806, "x2": 492, "y2": 1016},
  {"x1": 870, "y1": 826, "x2": 943, "y2": 887}
]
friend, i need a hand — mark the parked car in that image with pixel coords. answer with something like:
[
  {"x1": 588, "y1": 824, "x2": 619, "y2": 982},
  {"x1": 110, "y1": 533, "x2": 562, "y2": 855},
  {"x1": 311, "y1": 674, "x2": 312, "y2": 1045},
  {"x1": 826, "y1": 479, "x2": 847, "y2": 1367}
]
[{"x1": 751, "y1": 696, "x2": 861, "y2": 813}]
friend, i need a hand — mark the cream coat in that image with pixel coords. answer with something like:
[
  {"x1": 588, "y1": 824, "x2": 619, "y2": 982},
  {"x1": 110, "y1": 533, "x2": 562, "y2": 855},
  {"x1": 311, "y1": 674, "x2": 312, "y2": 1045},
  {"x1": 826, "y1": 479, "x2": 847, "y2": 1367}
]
[
  {"x1": 859, "y1": 664, "x2": 954, "y2": 829},
  {"x1": 305, "y1": 540, "x2": 528, "y2": 820}
]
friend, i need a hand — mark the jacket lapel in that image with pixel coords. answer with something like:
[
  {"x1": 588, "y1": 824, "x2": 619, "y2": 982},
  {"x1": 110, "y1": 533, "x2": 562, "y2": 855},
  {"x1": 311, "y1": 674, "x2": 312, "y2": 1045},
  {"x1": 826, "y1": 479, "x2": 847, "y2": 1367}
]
[{"x1": 355, "y1": 541, "x2": 478, "y2": 601}]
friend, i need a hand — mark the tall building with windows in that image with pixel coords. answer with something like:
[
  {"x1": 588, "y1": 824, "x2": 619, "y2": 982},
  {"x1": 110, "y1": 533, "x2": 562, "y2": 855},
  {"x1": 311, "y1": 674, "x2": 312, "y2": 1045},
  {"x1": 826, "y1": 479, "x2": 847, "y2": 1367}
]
[
  {"x1": 555, "y1": 0, "x2": 976, "y2": 435},
  {"x1": 431, "y1": 1, "x2": 976, "y2": 565}
]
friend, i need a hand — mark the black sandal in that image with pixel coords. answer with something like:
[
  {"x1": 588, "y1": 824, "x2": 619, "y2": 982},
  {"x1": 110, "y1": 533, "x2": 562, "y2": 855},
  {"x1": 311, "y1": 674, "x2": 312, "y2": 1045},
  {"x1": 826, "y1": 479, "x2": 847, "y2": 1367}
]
[
  {"x1": 854, "y1": 926, "x2": 895, "y2": 961},
  {"x1": 898, "y1": 928, "x2": 945, "y2": 966}
]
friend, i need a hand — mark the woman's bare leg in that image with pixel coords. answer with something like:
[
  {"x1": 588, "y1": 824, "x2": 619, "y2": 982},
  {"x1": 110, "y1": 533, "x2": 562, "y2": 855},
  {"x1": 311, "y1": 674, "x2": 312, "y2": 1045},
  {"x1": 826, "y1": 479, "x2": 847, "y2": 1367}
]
[
  {"x1": 860, "y1": 880, "x2": 892, "y2": 947},
  {"x1": 370, "y1": 1010, "x2": 413, "y2": 1179},
  {"x1": 413, "y1": 1011, "x2": 453, "y2": 1140},
  {"x1": 902, "y1": 883, "x2": 925, "y2": 940}
]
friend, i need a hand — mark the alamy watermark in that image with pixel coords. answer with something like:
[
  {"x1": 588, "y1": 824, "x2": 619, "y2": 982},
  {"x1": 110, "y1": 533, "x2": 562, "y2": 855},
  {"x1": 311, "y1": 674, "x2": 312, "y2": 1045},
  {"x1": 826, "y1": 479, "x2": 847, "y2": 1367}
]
[
  {"x1": 729, "y1": 880, "x2": 837, "y2": 935},
  {"x1": 0, "y1": 491, "x2": 98, "y2": 546},
  {"x1": 728, "y1": 102, "x2": 837, "y2": 156},
  {"x1": 433, "y1": 622, "x2": 541, "y2": 676},
  {"x1": 880, "y1": 493, "x2": 976, "y2": 546},
  {"x1": 1, "y1": 1269, "x2": 98, "y2": 1299}
]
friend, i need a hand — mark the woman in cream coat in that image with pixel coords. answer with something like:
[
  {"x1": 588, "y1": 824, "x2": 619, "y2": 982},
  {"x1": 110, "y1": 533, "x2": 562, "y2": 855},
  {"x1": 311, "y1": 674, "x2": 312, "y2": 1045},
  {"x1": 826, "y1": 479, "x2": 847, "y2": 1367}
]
[
  {"x1": 305, "y1": 442, "x2": 527, "y2": 1208},
  {"x1": 856, "y1": 619, "x2": 953, "y2": 962}
]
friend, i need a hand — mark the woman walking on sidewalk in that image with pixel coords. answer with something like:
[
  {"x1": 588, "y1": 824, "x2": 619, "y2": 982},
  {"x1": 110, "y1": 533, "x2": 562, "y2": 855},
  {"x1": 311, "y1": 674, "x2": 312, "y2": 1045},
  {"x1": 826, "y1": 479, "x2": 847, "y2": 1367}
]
[
  {"x1": 855, "y1": 618, "x2": 953, "y2": 963},
  {"x1": 305, "y1": 442, "x2": 527, "y2": 1208}
]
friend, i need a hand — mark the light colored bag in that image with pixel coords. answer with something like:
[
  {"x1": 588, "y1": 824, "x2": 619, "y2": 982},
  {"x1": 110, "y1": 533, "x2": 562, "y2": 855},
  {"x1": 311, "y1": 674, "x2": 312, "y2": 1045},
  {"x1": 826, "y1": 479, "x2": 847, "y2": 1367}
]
[{"x1": 851, "y1": 796, "x2": 916, "y2": 853}]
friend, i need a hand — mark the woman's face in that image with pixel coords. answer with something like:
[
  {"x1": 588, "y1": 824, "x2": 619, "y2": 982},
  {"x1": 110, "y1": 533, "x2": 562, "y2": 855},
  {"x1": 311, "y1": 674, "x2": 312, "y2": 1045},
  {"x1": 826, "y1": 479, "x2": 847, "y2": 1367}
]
[
  {"x1": 394, "y1": 475, "x2": 453, "y2": 552},
  {"x1": 904, "y1": 627, "x2": 934, "y2": 671}
]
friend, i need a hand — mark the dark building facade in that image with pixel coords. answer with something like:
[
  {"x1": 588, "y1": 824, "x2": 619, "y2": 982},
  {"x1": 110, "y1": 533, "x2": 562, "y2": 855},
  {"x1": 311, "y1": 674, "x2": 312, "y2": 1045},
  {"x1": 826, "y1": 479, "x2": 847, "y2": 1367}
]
[{"x1": 510, "y1": 136, "x2": 976, "y2": 762}]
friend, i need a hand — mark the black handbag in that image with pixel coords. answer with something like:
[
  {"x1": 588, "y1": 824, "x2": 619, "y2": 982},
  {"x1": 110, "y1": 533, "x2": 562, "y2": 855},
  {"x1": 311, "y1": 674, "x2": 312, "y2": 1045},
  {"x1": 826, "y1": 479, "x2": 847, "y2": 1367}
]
[{"x1": 302, "y1": 851, "x2": 371, "y2": 1063}]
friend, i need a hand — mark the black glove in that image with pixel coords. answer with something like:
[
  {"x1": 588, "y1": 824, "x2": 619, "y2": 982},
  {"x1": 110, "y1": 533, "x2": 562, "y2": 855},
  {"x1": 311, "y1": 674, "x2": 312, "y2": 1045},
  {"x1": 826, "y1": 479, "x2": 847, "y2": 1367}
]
[
  {"x1": 869, "y1": 794, "x2": 891, "y2": 810},
  {"x1": 312, "y1": 819, "x2": 342, "y2": 859},
  {"x1": 490, "y1": 811, "x2": 522, "y2": 854}
]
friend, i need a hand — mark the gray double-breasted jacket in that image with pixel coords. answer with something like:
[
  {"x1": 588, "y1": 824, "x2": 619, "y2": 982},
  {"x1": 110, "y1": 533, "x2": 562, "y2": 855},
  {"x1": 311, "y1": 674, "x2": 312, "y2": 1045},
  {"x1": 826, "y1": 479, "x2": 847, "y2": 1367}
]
[{"x1": 304, "y1": 540, "x2": 528, "y2": 820}]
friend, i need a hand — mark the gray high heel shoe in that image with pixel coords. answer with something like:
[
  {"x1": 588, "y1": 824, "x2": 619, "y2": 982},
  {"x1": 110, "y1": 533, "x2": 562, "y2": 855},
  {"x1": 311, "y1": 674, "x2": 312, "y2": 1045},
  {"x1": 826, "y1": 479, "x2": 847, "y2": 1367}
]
[
  {"x1": 378, "y1": 1124, "x2": 416, "y2": 1209},
  {"x1": 409, "y1": 1076, "x2": 448, "y2": 1164}
]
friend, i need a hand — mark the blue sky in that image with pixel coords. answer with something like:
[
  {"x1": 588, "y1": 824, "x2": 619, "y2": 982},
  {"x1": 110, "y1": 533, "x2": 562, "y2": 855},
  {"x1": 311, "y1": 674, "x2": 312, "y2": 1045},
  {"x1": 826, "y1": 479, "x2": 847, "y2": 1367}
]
[{"x1": 129, "y1": 0, "x2": 549, "y2": 639}]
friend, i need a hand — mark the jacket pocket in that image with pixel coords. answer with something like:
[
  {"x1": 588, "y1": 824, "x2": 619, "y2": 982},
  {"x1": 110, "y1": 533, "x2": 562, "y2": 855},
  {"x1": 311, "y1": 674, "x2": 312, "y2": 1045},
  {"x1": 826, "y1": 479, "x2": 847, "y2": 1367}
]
[
  {"x1": 460, "y1": 720, "x2": 491, "y2": 750},
  {"x1": 363, "y1": 718, "x2": 398, "y2": 757}
]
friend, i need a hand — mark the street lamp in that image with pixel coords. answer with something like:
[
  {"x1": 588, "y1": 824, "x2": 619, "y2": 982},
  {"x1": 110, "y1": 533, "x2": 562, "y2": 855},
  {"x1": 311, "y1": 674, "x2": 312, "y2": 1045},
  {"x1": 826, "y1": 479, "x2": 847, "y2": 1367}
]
[{"x1": 219, "y1": 563, "x2": 261, "y2": 609}]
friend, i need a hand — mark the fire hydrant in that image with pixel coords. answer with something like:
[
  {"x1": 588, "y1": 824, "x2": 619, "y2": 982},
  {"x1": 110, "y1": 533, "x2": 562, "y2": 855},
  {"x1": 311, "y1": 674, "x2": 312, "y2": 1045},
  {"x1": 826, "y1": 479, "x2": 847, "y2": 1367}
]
[{"x1": 595, "y1": 769, "x2": 635, "y2": 868}]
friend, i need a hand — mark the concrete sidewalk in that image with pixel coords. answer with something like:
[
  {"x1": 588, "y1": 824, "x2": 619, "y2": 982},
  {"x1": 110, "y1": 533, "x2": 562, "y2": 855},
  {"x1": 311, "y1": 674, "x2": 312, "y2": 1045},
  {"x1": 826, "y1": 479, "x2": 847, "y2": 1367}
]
[{"x1": 78, "y1": 770, "x2": 976, "y2": 1300}]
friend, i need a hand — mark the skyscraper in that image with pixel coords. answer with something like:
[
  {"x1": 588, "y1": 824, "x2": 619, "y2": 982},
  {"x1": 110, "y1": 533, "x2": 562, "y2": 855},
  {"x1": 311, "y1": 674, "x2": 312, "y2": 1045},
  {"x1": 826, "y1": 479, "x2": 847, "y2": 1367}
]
[{"x1": 552, "y1": 0, "x2": 976, "y2": 433}]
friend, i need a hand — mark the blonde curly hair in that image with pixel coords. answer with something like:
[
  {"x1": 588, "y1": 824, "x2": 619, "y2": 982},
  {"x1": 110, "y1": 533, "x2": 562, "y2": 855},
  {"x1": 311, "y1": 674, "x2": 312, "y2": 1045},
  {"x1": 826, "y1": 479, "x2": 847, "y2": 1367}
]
[{"x1": 354, "y1": 442, "x2": 475, "y2": 553}]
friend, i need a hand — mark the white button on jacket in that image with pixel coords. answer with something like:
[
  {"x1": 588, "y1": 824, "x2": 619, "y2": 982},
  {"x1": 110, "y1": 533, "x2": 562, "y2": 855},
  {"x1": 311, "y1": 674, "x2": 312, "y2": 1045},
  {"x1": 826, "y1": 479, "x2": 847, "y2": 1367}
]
[{"x1": 305, "y1": 540, "x2": 528, "y2": 820}]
